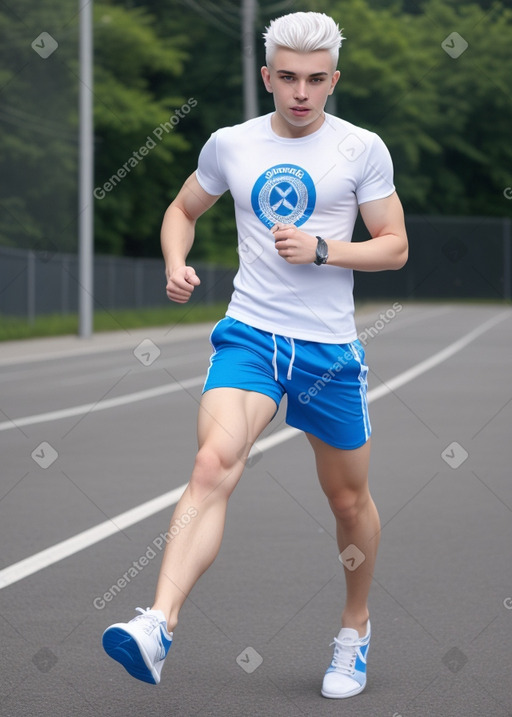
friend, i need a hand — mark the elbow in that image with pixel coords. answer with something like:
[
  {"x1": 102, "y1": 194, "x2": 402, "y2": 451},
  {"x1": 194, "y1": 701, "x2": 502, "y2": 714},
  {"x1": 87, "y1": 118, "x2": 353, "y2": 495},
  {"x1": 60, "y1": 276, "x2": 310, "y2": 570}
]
[
  {"x1": 393, "y1": 247, "x2": 408, "y2": 270},
  {"x1": 391, "y1": 237, "x2": 408, "y2": 270}
]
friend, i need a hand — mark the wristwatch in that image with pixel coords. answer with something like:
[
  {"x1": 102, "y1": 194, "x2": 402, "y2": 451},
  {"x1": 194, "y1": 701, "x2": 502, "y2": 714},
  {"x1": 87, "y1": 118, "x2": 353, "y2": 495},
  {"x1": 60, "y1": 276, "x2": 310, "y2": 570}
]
[{"x1": 314, "y1": 236, "x2": 328, "y2": 265}]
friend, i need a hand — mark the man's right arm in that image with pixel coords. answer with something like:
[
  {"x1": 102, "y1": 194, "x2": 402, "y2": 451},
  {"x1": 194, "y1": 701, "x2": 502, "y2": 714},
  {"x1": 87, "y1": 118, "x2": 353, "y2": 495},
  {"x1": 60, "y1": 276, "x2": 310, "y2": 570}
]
[{"x1": 161, "y1": 172, "x2": 222, "y2": 304}]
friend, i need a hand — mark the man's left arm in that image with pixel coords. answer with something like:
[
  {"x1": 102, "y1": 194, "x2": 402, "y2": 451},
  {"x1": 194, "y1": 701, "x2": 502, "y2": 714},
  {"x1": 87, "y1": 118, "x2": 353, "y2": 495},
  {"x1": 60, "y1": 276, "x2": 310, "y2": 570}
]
[{"x1": 273, "y1": 191, "x2": 408, "y2": 271}]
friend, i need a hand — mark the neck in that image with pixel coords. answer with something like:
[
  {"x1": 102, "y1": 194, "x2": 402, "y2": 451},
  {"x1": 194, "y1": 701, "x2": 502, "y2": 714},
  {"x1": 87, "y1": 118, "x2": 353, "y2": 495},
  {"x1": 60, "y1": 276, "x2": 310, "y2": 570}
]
[{"x1": 271, "y1": 111, "x2": 325, "y2": 138}]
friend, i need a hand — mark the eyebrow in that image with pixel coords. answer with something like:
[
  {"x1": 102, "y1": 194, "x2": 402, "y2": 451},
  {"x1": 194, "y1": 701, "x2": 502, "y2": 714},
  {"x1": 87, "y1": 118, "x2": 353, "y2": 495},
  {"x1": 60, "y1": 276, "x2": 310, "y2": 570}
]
[{"x1": 276, "y1": 70, "x2": 329, "y2": 77}]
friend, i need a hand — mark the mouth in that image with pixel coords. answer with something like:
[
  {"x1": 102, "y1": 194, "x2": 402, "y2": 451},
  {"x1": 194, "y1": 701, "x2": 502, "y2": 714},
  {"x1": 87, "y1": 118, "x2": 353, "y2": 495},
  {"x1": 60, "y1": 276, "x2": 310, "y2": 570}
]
[{"x1": 290, "y1": 106, "x2": 310, "y2": 117}]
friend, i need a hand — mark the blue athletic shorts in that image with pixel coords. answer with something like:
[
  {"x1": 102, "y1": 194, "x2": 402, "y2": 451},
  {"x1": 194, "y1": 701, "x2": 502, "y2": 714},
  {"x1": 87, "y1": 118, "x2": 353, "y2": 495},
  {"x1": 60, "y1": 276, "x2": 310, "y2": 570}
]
[{"x1": 203, "y1": 317, "x2": 371, "y2": 450}]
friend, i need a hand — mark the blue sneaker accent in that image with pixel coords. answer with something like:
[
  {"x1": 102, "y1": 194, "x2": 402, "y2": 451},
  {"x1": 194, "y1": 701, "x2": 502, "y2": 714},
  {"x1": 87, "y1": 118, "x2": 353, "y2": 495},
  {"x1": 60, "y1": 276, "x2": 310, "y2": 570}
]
[
  {"x1": 159, "y1": 627, "x2": 173, "y2": 654},
  {"x1": 321, "y1": 621, "x2": 371, "y2": 699},
  {"x1": 102, "y1": 608, "x2": 173, "y2": 685},
  {"x1": 354, "y1": 640, "x2": 370, "y2": 674}
]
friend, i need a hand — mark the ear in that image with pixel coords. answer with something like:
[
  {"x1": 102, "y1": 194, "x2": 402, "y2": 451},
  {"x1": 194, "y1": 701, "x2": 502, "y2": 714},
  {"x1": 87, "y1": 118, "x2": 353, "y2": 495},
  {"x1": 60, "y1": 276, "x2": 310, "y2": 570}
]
[
  {"x1": 328, "y1": 70, "x2": 341, "y2": 96},
  {"x1": 261, "y1": 66, "x2": 273, "y2": 93}
]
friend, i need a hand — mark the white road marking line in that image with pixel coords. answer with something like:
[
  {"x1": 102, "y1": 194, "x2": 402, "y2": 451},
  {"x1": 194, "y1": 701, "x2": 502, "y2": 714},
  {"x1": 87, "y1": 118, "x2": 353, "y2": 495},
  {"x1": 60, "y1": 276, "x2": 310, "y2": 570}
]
[
  {"x1": 0, "y1": 310, "x2": 510, "y2": 590},
  {"x1": 0, "y1": 376, "x2": 205, "y2": 433},
  {"x1": 366, "y1": 310, "x2": 511, "y2": 401},
  {"x1": 0, "y1": 486, "x2": 187, "y2": 590}
]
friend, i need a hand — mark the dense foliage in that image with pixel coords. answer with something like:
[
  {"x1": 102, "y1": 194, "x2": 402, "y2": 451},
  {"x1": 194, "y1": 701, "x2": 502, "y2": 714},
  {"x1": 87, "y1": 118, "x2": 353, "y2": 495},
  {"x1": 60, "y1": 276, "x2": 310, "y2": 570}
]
[{"x1": 1, "y1": 0, "x2": 511, "y2": 263}]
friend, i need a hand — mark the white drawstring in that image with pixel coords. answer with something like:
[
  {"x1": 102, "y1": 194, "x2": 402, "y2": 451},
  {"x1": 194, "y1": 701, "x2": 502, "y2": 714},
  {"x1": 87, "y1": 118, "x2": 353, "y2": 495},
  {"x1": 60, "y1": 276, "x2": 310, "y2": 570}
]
[{"x1": 272, "y1": 334, "x2": 296, "y2": 381}]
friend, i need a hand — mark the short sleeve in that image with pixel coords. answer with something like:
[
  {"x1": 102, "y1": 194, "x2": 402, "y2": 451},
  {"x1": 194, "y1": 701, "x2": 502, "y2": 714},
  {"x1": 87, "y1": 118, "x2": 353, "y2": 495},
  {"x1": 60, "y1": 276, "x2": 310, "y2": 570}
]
[
  {"x1": 356, "y1": 134, "x2": 396, "y2": 205},
  {"x1": 195, "y1": 131, "x2": 229, "y2": 196}
]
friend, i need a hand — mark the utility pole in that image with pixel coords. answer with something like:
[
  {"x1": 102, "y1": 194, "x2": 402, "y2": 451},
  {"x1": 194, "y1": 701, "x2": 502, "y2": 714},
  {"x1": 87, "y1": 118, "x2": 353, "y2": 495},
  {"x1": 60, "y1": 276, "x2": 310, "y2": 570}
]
[
  {"x1": 78, "y1": 0, "x2": 94, "y2": 338},
  {"x1": 242, "y1": 0, "x2": 258, "y2": 120}
]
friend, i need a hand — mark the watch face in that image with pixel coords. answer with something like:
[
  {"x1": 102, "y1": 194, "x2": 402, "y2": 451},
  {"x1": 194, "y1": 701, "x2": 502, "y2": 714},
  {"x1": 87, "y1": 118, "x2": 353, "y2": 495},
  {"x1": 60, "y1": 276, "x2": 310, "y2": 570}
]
[{"x1": 315, "y1": 237, "x2": 328, "y2": 264}]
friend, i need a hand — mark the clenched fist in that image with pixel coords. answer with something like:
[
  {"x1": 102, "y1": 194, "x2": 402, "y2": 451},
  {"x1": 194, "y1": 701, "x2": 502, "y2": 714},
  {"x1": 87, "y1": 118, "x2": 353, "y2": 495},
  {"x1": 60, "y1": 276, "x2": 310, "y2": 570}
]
[
  {"x1": 166, "y1": 266, "x2": 201, "y2": 303},
  {"x1": 271, "y1": 223, "x2": 318, "y2": 264}
]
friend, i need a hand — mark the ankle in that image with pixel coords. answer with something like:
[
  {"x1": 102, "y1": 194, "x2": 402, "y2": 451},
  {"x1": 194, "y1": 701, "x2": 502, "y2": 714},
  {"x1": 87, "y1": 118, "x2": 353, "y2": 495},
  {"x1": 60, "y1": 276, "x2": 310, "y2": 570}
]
[
  {"x1": 341, "y1": 610, "x2": 369, "y2": 637},
  {"x1": 152, "y1": 604, "x2": 177, "y2": 633}
]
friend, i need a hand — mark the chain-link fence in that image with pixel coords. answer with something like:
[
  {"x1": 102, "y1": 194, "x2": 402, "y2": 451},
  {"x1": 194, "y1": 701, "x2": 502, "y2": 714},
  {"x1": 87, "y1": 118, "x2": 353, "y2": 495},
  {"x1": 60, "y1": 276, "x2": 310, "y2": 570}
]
[
  {"x1": 0, "y1": 247, "x2": 236, "y2": 320},
  {"x1": 353, "y1": 214, "x2": 511, "y2": 302},
  {"x1": 1, "y1": 214, "x2": 510, "y2": 321}
]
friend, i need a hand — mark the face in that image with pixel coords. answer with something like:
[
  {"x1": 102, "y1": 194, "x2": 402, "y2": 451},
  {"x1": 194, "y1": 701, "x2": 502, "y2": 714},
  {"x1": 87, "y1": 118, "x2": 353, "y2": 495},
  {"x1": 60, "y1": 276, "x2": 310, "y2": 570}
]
[{"x1": 261, "y1": 47, "x2": 340, "y2": 138}]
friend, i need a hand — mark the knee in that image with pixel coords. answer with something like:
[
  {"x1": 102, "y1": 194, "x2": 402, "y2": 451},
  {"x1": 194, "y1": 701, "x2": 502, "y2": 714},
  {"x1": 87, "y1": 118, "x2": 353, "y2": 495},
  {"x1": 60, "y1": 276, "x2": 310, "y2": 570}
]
[
  {"x1": 189, "y1": 445, "x2": 239, "y2": 500},
  {"x1": 327, "y1": 489, "x2": 369, "y2": 527}
]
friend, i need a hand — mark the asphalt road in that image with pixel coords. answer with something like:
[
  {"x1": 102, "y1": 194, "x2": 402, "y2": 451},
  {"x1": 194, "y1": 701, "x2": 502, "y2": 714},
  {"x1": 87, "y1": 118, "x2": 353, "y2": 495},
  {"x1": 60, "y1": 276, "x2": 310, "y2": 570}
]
[{"x1": 1, "y1": 302, "x2": 511, "y2": 717}]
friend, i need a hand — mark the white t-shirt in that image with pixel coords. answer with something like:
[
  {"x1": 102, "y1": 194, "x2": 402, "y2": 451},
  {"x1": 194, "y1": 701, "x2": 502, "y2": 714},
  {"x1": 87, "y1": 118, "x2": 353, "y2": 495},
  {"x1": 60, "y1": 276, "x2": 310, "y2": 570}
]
[{"x1": 195, "y1": 112, "x2": 395, "y2": 343}]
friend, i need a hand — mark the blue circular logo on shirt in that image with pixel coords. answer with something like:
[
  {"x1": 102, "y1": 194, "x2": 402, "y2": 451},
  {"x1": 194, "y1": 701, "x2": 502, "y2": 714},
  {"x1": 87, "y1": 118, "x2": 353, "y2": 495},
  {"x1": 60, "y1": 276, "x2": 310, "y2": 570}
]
[{"x1": 251, "y1": 164, "x2": 316, "y2": 229}]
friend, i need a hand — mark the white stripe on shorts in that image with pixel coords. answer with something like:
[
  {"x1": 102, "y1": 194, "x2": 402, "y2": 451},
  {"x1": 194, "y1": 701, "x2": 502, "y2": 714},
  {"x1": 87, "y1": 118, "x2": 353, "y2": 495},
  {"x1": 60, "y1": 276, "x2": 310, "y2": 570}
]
[{"x1": 348, "y1": 342, "x2": 371, "y2": 442}]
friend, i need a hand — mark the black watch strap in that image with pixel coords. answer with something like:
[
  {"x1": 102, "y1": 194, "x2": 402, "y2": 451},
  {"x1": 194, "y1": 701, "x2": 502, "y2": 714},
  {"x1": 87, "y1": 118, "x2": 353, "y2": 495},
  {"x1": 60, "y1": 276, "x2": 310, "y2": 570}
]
[{"x1": 314, "y1": 236, "x2": 328, "y2": 265}]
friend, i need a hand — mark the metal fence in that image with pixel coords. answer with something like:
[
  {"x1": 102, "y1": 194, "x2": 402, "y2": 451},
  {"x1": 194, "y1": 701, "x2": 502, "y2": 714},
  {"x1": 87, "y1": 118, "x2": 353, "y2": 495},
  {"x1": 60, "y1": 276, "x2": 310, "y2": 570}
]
[
  {"x1": 353, "y1": 214, "x2": 511, "y2": 301},
  {"x1": 0, "y1": 247, "x2": 236, "y2": 320},
  {"x1": 0, "y1": 215, "x2": 510, "y2": 321}
]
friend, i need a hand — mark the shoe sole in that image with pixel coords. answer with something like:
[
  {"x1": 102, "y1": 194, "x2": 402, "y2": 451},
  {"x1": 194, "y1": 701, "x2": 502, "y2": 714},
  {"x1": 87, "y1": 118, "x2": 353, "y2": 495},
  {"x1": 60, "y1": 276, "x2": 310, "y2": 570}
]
[
  {"x1": 321, "y1": 681, "x2": 366, "y2": 699},
  {"x1": 102, "y1": 626, "x2": 158, "y2": 684}
]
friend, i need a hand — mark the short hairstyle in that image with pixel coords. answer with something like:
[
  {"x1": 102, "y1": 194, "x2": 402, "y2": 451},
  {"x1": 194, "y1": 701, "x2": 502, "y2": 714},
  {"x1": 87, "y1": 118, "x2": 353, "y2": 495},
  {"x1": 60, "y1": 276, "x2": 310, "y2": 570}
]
[{"x1": 263, "y1": 12, "x2": 344, "y2": 68}]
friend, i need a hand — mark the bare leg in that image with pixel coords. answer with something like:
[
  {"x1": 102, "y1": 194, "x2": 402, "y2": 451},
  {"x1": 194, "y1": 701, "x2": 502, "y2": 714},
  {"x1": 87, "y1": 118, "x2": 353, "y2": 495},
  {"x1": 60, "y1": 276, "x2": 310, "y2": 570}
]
[
  {"x1": 307, "y1": 435, "x2": 380, "y2": 637},
  {"x1": 152, "y1": 388, "x2": 277, "y2": 632}
]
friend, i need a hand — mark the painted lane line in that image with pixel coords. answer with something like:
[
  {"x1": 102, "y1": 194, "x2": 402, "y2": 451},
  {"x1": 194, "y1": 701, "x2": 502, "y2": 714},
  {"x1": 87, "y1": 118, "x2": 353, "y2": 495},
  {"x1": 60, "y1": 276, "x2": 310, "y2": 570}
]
[
  {"x1": 0, "y1": 310, "x2": 510, "y2": 590},
  {"x1": 0, "y1": 486, "x2": 187, "y2": 590},
  {"x1": 0, "y1": 376, "x2": 205, "y2": 433},
  {"x1": 366, "y1": 310, "x2": 511, "y2": 401}
]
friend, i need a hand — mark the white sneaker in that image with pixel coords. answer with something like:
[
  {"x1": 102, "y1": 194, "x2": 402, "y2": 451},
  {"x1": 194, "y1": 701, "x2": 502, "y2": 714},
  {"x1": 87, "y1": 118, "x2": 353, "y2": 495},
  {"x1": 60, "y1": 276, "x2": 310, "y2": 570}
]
[
  {"x1": 102, "y1": 607, "x2": 173, "y2": 684},
  {"x1": 321, "y1": 621, "x2": 371, "y2": 698}
]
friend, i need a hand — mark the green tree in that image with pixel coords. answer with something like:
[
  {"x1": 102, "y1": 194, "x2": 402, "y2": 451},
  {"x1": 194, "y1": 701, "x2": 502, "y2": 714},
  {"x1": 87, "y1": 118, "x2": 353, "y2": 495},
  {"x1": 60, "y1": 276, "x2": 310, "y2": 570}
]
[
  {"x1": 0, "y1": 0, "x2": 79, "y2": 251},
  {"x1": 92, "y1": 3, "x2": 189, "y2": 255},
  {"x1": 414, "y1": 0, "x2": 512, "y2": 215},
  {"x1": 128, "y1": 0, "x2": 250, "y2": 265},
  {"x1": 311, "y1": 0, "x2": 512, "y2": 215},
  {"x1": 0, "y1": 0, "x2": 189, "y2": 257}
]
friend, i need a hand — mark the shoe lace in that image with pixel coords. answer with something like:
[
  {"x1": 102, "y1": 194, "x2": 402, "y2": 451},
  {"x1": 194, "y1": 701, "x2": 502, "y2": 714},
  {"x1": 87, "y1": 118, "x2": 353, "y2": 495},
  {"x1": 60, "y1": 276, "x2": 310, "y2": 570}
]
[
  {"x1": 330, "y1": 636, "x2": 358, "y2": 676},
  {"x1": 133, "y1": 607, "x2": 162, "y2": 635}
]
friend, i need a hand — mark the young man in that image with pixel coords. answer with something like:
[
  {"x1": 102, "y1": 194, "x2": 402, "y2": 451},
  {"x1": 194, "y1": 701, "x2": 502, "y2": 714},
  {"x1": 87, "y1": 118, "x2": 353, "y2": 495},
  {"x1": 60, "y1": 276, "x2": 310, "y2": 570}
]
[{"x1": 102, "y1": 11, "x2": 408, "y2": 699}]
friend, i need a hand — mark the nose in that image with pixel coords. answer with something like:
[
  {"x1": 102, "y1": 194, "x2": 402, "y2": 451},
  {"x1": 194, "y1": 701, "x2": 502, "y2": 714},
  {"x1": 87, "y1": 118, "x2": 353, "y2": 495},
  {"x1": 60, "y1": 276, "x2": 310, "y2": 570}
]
[{"x1": 294, "y1": 81, "x2": 308, "y2": 101}]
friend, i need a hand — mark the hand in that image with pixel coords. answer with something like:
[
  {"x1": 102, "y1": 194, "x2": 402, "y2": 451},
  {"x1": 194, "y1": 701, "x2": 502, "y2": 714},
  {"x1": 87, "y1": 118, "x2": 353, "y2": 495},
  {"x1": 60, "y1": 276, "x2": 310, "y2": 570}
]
[
  {"x1": 166, "y1": 266, "x2": 200, "y2": 303},
  {"x1": 271, "y1": 223, "x2": 317, "y2": 264}
]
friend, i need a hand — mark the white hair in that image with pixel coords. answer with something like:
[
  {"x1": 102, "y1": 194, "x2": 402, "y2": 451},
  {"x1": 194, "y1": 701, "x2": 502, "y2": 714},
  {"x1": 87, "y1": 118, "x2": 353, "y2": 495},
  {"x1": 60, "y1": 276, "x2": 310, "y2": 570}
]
[{"x1": 263, "y1": 12, "x2": 344, "y2": 68}]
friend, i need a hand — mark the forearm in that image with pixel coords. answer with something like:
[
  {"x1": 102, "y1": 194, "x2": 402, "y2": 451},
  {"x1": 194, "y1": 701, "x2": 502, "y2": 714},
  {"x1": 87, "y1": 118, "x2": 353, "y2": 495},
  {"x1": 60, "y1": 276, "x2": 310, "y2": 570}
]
[
  {"x1": 160, "y1": 203, "x2": 196, "y2": 278},
  {"x1": 272, "y1": 191, "x2": 408, "y2": 270},
  {"x1": 325, "y1": 233, "x2": 408, "y2": 272}
]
